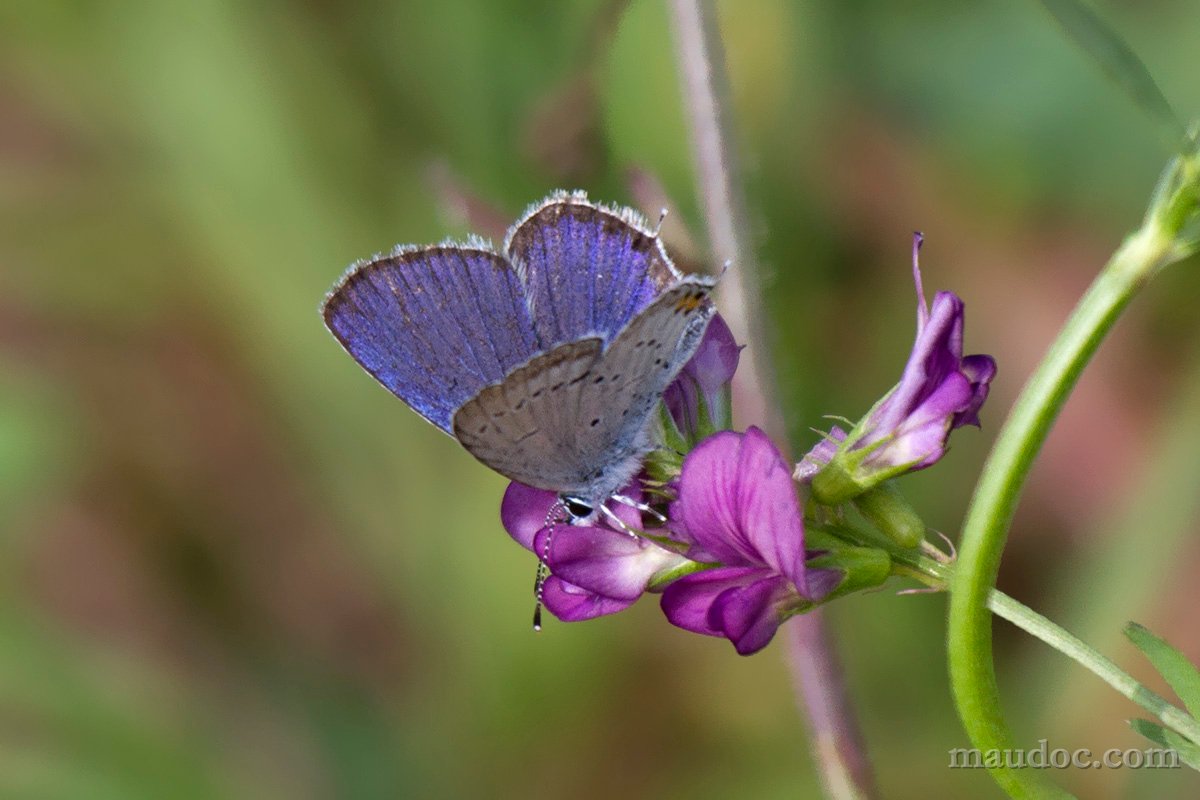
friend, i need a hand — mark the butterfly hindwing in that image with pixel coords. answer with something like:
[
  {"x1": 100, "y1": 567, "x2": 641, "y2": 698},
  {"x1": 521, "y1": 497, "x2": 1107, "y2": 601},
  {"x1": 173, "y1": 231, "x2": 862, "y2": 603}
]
[
  {"x1": 453, "y1": 339, "x2": 604, "y2": 494},
  {"x1": 575, "y1": 278, "x2": 717, "y2": 481},
  {"x1": 506, "y1": 192, "x2": 682, "y2": 350}
]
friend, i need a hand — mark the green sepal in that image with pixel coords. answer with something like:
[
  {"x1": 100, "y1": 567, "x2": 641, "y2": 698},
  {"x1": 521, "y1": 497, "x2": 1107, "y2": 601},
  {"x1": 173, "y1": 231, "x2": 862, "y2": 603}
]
[
  {"x1": 804, "y1": 542, "x2": 892, "y2": 603},
  {"x1": 645, "y1": 404, "x2": 686, "y2": 485},
  {"x1": 808, "y1": 383, "x2": 945, "y2": 506},
  {"x1": 646, "y1": 559, "x2": 716, "y2": 592},
  {"x1": 810, "y1": 459, "x2": 866, "y2": 506},
  {"x1": 657, "y1": 400, "x2": 688, "y2": 455},
  {"x1": 705, "y1": 383, "x2": 733, "y2": 436},
  {"x1": 852, "y1": 481, "x2": 926, "y2": 550},
  {"x1": 689, "y1": 378, "x2": 720, "y2": 444}
]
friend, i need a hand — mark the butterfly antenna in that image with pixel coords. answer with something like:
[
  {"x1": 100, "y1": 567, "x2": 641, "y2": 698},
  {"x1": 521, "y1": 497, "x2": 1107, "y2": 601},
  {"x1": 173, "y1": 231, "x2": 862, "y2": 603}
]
[
  {"x1": 654, "y1": 207, "x2": 669, "y2": 237},
  {"x1": 533, "y1": 500, "x2": 566, "y2": 631},
  {"x1": 532, "y1": 560, "x2": 547, "y2": 631},
  {"x1": 611, "y1": 493, "x2": 666, "y2": 524}
]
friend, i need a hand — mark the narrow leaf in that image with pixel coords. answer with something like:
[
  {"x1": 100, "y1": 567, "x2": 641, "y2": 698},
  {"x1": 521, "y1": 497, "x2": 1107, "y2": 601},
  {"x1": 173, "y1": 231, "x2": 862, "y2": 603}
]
[
  {"x1": 1129, "y1": 719, "x2": 1200, "y2": 771},
  {"x1": 1036, "y1": 0, "x2": 1185, "y2": 148},
  {"x1": 1130, "y1": 717, "x2": 1170, "y2": 747},
  {"x1": 1125, "y1": 622, "x2": 1200, "y2": 720}
]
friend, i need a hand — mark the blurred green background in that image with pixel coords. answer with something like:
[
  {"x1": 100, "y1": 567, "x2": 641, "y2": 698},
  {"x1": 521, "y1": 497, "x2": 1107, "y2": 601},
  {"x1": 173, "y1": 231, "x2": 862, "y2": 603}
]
[{"x1": 2, "y1": 1, "x2": 1200, "y2": 797}]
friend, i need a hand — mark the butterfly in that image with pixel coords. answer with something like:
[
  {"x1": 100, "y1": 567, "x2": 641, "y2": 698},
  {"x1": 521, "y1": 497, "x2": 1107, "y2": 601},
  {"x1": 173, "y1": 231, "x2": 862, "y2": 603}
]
[{"x1": 322, "y1": 190, "x2": 716, "y2": 520}]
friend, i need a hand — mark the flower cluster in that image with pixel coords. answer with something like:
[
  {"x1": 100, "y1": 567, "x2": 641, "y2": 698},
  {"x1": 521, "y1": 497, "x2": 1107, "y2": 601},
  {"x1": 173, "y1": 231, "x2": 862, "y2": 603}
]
[
  {"x1": 504, "y1": 424, "x2": 839, "y2": 654},
  {"x1": 502, "y1": 238, "x2": 995, "y2": 655}
]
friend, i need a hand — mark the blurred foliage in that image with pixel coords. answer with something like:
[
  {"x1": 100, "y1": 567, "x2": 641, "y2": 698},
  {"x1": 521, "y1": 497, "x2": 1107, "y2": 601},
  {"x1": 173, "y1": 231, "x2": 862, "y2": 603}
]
[{"x1": 1, "y1": 0, "x2": 1199, "y2": 798}]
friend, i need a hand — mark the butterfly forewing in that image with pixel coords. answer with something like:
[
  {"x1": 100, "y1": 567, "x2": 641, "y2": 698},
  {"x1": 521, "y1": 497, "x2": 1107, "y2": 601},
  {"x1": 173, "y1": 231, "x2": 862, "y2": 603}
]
[{"x1": 323, "y1": 247, "x2": 541, "y2": 433}]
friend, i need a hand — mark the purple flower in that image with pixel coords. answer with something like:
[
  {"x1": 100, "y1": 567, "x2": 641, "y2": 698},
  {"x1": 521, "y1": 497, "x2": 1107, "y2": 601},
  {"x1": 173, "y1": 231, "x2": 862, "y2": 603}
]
[
  {"x1": 663, "y1": 313, "x2": 741, "y2": 442},
  {"x1": 500, "y1": 482, "x2": 687, "y2": 622},
  {"x1": 660, "y1": 427, "x2": 840, "y2": 655},
  {"x1": 793, "y1": 425, "x2": 847, "y2": 484},
  {"x1": 805, "y1": 234, "x2": 996, "y2": 504}
]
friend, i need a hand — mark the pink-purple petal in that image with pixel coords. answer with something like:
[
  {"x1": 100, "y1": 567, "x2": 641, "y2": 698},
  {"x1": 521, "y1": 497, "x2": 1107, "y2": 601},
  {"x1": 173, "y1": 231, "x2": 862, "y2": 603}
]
[
  {"x1": 659, "y1": 566, "x2": 768, "y2": 638},
  {"x1": 806, "y1": 241, "x2": 996, "y2": 493},
  {"x1": 536, "y1": 524, "x2": 681, "y2": 601},
  {"x1": 500, "y1": 482, "x2": 558, "y2": 550},
  {"x1": 500, "y1": 480, "x2": 660, "y2": 623},
  {"x1": 685, "y1": 313, "x2": 741, "y2": 393},
  {"x1": 870, "y1": 291, "x2": 966, "y2": 440},
  {"x1": 501, "y1": 480, "x2": 647, "y2": 552},
  {"x1": 709, "y1": 575, "x2": 793, "y2": 655},
  {"x1": 670, "y1": 432, "x2": 749, "y2": 565},
  {"x1": 541, "y1": 576, "x2": 636, "y2": 621},
  {"x1": 664, "y1": 313, "x2": 741, "y2": 437},
  {"x1": 954, "y1": 353, "x2": 997, "y2": 428},
  {"x1": 866, "y1": 371, "x2": 971, "y2": 469},
  {"x1": 794, "y1": 426, "x2": 847, "y2": 483},
  {"x1": 671, "y1": 427, "x2": 808, "y2": 590},
  {"x1": 734, "y1": 428, "x2": 808, "y2": 590},
  {"x1": 805, "y1": 566, "x2": 844, "y2": 602}
]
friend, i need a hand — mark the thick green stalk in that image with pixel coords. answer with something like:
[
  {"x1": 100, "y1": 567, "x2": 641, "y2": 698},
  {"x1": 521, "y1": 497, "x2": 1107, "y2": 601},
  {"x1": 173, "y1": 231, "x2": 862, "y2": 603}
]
[{"x1": 948, "y1": 152, "x2": 1196, "y2": 798}]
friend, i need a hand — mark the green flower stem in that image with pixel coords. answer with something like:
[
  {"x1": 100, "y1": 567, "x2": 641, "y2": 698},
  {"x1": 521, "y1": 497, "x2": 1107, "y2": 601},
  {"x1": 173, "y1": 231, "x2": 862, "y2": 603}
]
[
  {"x1": 950, "y1": 229, "x2": 1166, "y2": 799},
  {"x1": 948, "y1": 141, "x2": 1198, "y2": 799}
]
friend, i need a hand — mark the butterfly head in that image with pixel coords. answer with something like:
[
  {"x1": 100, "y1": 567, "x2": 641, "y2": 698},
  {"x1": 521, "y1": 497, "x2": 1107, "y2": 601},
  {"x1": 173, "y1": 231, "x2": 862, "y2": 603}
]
[{"x1": 559, "y1": 493, "x2": 597, "y2": 523}]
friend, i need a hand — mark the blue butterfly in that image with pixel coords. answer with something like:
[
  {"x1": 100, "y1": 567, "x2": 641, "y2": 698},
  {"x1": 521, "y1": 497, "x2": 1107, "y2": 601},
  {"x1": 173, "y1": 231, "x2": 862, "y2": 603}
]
[{"x1": 323, "y1": 190, "x2": 716, "y2": 518}]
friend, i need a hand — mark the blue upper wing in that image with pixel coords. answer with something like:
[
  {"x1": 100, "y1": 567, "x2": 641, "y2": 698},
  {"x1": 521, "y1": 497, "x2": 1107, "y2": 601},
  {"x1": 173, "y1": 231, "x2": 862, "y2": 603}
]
[{"x1": 323, "y1": 245, "x2": 541, "y2": 433}]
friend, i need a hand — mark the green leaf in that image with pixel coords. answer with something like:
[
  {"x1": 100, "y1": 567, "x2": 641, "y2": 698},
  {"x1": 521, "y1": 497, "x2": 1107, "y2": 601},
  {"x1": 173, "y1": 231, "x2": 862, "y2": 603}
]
[
  {"x1": 1129, "y1": 719, "x2": 1200, "y2": 771},
  {"x1": 1125, "y1": 622, "x2": 1200, "y2": 720},
  {"x1": 1036, "y1": 0, "x2": 1185, "y2": 149}
]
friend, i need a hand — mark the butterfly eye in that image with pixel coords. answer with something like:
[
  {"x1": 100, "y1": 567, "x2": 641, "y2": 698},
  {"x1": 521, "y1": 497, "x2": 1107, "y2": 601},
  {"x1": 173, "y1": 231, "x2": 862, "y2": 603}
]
[{"x1": 561, "y1": 495, "x2": 594, "y2": 520}]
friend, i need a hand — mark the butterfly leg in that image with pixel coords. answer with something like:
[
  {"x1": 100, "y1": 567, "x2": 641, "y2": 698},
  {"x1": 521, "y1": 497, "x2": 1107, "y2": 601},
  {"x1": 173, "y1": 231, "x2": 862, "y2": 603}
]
[
  {"x1": 611, "y1": 493, "x2": 667, "y2": 524},
  {"x1": 597, "y1": 502, "x2": 643, "y2": 538}
]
